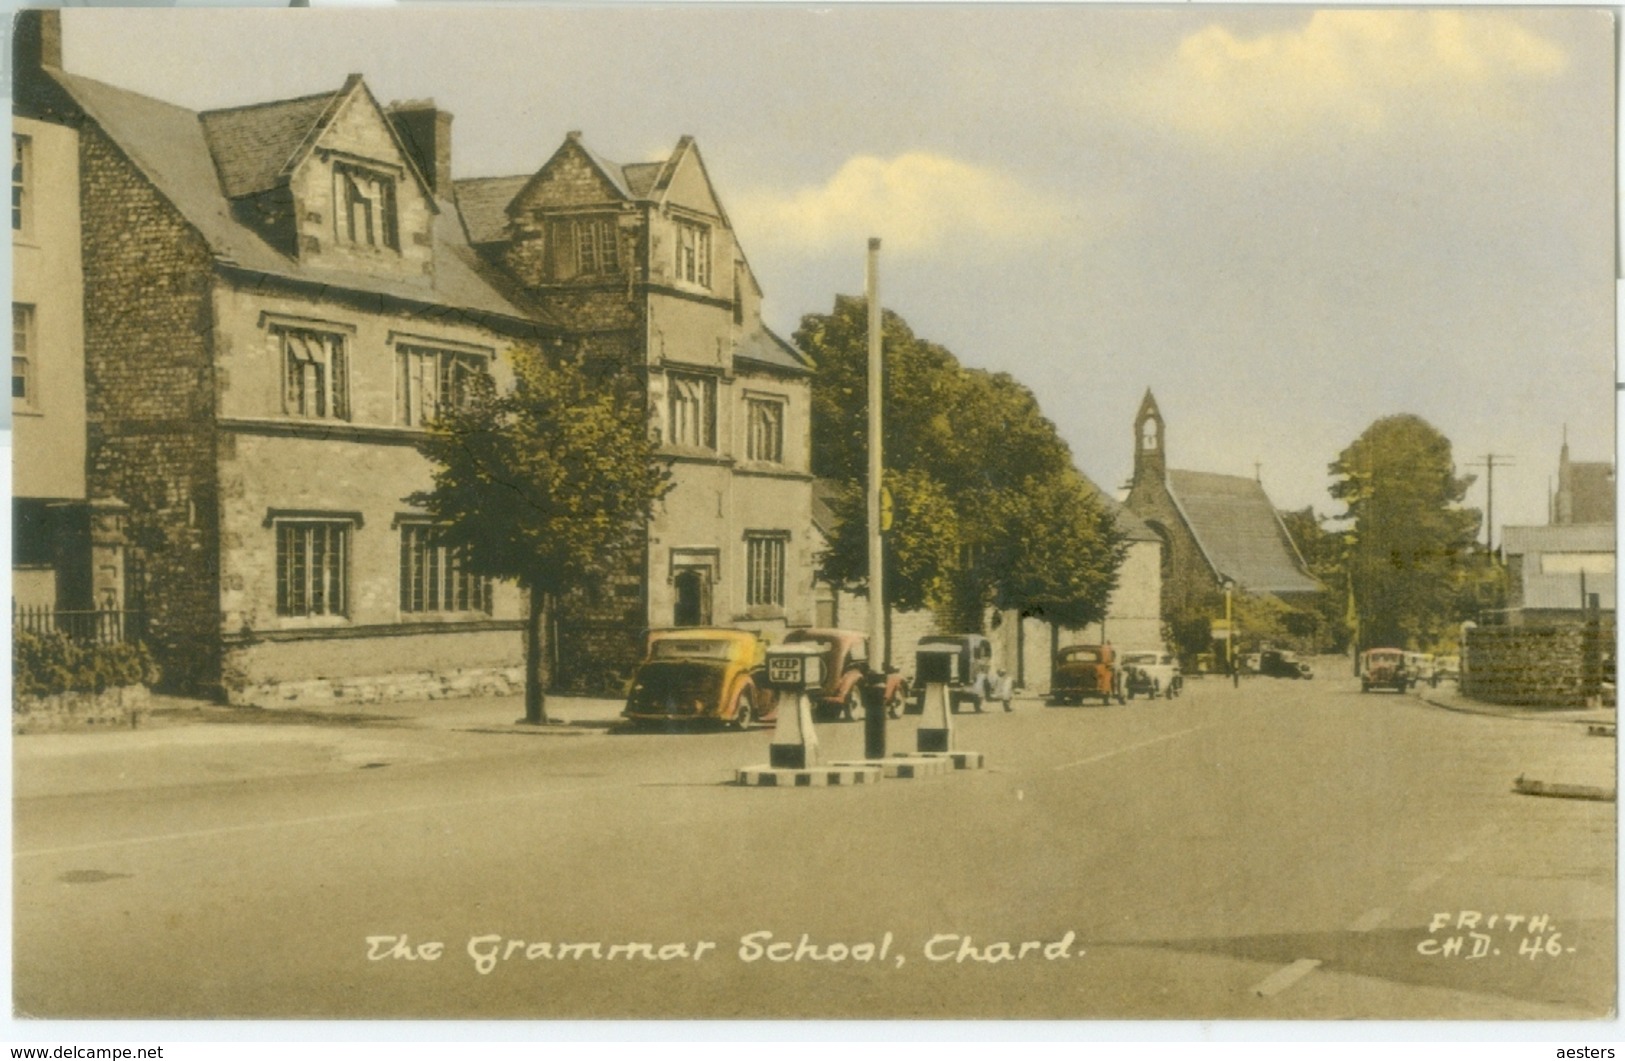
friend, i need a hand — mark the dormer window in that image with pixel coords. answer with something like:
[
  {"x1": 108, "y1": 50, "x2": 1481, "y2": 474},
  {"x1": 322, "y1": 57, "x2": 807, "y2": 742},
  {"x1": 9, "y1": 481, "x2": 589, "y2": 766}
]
[
  {"x1": 674, "y1": 218, "x2": 711, "y2": 288},
  {"x1": 334, "y1": 162, "x2": 398, "y2": 250},
  {"x1": 549, "y1": 216, "x2": 620, "y2": 279}
]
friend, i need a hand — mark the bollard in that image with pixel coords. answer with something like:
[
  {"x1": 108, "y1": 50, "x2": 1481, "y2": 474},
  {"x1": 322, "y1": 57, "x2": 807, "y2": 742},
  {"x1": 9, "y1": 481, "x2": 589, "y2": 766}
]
[
  {"x1": 916, "y1": 645, "x2": 960, "y2": 754},
  {"x1": 766, "y1": 645, "x2": 825, "y2": 769}
]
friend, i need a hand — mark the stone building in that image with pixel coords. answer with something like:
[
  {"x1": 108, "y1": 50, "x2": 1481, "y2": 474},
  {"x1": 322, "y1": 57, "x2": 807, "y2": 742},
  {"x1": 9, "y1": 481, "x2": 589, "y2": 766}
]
[
  {"x1": 457, "y1": 131, "x2": 815, "y2": 688},
  {"x1": 1499, "y1": 441, "x2": 1616, "y2": 626},
  {"x1": 1551, "y1": 437, "x2": 1615, "y2": 526},
  {"x1": 1123, "y1": 390, "x2": 1321, "y2": 631},
  {"x1": 13, "y1": 12, "x2": 813, "y2": 704}
]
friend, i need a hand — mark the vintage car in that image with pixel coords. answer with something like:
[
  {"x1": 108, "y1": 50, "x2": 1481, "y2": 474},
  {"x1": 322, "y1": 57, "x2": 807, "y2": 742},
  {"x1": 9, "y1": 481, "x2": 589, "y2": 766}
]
[
  {"x1": 622, "y1": 628, "x2": 779, "y2": 729},
  {"x1": 1258, "y1": 648, "x2": 1313, "y2": 680},
  {"x1": 1434, "y1": 654, "x2": 1461, "y2": 683},
  {"x1": 912, "y1": 634, "x2": 1014, "y2": 713},
  {"x1": 1360, "y1": 647, "x2": 1410, "y2": 693},
  {"x1": 1051, "y1": 643, "x2": 1124, "y2": 706},
  {"x1": 783, "y1": 628, "x2": 909, "y2": 721},
  {"x1": 1404, "y1": 652, "x2": 1438, "y2": 687},
  {"x1": 1122, "y1": 649, "x2": 1182, "y2": 699}
]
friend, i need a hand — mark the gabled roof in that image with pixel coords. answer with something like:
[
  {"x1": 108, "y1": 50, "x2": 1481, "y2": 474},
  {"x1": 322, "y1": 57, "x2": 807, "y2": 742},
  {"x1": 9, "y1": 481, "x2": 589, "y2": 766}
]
[
  {"x1": 1503, "y1": 523, "x2": 1616, "y2": 556},
  {"x1": 1165, "y1": 469, "x2": 1322, "y2": 595},
  {"x1": 734, "y1": 326, "x2": 811, "y2": 375},
  {"x1": 50, "y1": 70, "x2": 532, "y2": 324},
  {"x1": 454, "y1": 175, "x2": 530, "y2": 245},
  {"x1": 199, "y1": 88, "x2": 343, "y2": 199}
]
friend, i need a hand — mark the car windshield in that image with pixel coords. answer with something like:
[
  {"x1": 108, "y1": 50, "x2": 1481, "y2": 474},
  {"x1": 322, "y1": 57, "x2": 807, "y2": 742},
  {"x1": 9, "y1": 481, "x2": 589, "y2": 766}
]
[{"x1": 651, "y1": 638, "x2": 738, "y2": 661}]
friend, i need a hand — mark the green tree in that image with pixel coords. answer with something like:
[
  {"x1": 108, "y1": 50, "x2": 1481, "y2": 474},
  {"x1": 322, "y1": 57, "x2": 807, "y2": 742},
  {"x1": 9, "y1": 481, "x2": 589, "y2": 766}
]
[
  {"x1": 1277, "y1": 506, "x2": 1352, "y2": 652},
  {"x1": 1329, "y1": 415, "x2": 1481, "y2": 652},
  {"x1": 798, "y1": 297, "x2": 1122, "y2": 648},
  {"x1": 410, "y1": 348, "x2": 671, "y2": 724}
]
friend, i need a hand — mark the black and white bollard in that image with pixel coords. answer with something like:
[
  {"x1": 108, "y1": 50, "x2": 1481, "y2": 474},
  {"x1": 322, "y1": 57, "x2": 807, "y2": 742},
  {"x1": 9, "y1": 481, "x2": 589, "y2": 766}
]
[
  {"x1": 738, "y1": 644, "x2": 879, "y2": 787},
  {"x1": 903, "y1": 644, "x2": 984, "y2": 771}
]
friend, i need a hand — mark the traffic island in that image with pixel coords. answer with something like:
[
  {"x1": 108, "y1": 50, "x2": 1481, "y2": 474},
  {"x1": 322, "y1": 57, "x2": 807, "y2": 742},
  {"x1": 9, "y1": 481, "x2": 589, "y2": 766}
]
[
  {"x1": 1512, "y1": 774, "x2": 1616, "y2": 802},
  {"x1": 829, "y1": 754, "x2": 954, "y2": 780},
  {"x1": 735, "y1": 764, "x2": 883, "y2": 787}
]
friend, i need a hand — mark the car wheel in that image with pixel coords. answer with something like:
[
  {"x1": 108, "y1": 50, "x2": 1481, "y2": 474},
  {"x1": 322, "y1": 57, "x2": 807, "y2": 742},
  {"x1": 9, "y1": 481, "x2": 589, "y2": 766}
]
[
  {"x1": 728, "y1": 685, "x2": 753, "y2": 730},
  {"x1": 842, "y1": 686, "x2": 863, "y2": 722}
]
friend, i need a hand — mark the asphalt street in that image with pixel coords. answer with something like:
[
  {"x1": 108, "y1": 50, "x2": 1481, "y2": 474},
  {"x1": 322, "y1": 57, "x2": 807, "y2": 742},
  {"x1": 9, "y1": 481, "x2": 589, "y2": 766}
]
[{"x1": 12, "y1": 668, "x2": 1616, "y2": 1020}]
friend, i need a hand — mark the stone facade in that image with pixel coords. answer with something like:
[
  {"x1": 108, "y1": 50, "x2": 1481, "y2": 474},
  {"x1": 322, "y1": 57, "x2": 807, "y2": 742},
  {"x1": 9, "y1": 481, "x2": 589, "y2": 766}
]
[
  {"x1": 20, "y1": 17, "x2": 814, "y2": 708},
  {"x1": 78, "y1": 124, "x2": 223, "y2": 689},
  {"x1": 1464, "y1": 621, "x2": 1612, "y2": 708}
]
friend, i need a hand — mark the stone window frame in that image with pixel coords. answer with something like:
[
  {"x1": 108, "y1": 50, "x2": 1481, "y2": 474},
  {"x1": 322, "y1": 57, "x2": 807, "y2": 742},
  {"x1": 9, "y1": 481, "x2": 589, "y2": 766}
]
[
  {"x1": 549, "y1": 214, "x2": 621, "y2": 279},
  {"x1": 396, "y1": 518, "x2": 493, "y2": 617},
  {"x1": 12, "y1": 302, "x2": 35, "y2": 410},
  {"x1": 272, "y1": 515, "x2": 355, "y2": 620},
  {"x1": 743, "y1": 531, "x2": 789, "y2": 610},
  {"x1": 743, "y1": 391, "x2": 785, "y2": 465},
  {"x1": 263, "y1": 314, "x2": 355, "y2": 423},
  {"x1": 673, "y1": 215, "x2": 712, "y2": 289},
  {"x1": 332, "y1": 160, "x2": 400, "y2": 251},
  {"x1": 11, "y1": 134, "x2": 31, "y2": 237},
  {"x1": 666, "y1": 370, "x2": 718, "y2": 452},
  {"x1": 392, "y1": 332, "x2": 494, "y2": 427}
]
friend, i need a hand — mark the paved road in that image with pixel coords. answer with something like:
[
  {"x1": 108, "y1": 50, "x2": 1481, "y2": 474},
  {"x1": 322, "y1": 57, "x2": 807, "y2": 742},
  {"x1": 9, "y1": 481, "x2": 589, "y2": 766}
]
[{"x1": 13, "y1": 672, "x2": 1615, "y2": 1020}]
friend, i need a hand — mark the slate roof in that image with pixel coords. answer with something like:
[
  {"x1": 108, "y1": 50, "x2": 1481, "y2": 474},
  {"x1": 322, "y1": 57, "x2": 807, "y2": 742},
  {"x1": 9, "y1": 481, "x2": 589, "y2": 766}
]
[
  {"x1": 1502, "y1": 524, "x2": 1617, "y2": 557},
  {"x1": 50, "y1": 70, "x2": 534, "y2": 324},
  {"x1": 454, "y1": 175, "x2": 530, "y2": 245},
  {"x1": 198, "y1": 89, "x2": 342, "y2": 199},
  {"x1": 1165, "y1": 470, "x2": 1322, "y2": 595},
  {"x1": 734, "y1": 326, "x2": 811, "y2": 375}
]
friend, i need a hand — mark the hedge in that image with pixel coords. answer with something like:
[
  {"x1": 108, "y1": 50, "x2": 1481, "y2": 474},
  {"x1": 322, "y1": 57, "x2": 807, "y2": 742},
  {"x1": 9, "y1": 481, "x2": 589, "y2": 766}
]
[{"x1": 13, "y1": 629, "x2": 161, "y2": 704}]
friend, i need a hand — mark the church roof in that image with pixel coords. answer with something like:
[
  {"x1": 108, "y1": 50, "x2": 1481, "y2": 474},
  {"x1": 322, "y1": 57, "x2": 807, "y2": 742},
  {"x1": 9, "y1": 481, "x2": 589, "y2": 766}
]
[{"x1": 1164, "y1": 470, "x2": 1322, "y2": 595}]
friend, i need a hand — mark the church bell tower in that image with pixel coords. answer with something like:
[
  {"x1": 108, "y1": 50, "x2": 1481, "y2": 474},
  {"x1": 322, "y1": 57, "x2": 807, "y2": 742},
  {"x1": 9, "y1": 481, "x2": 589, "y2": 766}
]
[{"x1": 1133, "y1": 388, "x2": 1166, "y2": 486}]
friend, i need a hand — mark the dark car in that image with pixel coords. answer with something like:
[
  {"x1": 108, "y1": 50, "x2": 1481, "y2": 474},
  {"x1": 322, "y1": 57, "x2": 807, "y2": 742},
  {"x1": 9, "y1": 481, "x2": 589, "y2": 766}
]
[
  {"x1": 912, "y1": 634, "x2": 1013, "y2": 713},
  {"x1": 783, "y1": 628, "x2": 909, "y2": 721},
  {"x1": 1050, "y1": 643, "x2": 1125, "y2": 706},
  {"x1": 1258, "y1": 649, "x2": 1313, "y2": 680}
]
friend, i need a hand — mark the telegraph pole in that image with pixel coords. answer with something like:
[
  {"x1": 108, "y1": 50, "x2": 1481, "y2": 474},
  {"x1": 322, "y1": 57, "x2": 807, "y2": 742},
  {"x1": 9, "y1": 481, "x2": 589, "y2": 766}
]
[
  {"x1": 865, "y1": 238, "x2": 887, "y2": 760},
  {"x1": 1467, "y1": 454, "x2": 1515, "y2": 554}
]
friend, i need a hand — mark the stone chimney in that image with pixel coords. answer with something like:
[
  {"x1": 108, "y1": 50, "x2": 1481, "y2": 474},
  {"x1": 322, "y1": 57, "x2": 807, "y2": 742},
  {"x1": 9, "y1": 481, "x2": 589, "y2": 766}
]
[
  {"x1": 13, "y1": 10, "x2": 74, "y2": 121},
  {"x1": 389, "y1": 100, "x2": 453, "y2": 197}
]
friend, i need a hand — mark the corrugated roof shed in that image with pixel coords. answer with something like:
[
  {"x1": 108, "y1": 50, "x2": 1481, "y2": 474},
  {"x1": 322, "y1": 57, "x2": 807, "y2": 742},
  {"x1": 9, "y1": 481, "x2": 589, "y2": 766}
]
[
  {"x1": 1166, "y1": 469, "x2": 1321, "y2": 594},
  {"x1": 1503, "y1": 524, "x2": 1617, "y2": 556},
  {"x1": 1522, "y1": 572, "x2": 1616, "y2": 611}
]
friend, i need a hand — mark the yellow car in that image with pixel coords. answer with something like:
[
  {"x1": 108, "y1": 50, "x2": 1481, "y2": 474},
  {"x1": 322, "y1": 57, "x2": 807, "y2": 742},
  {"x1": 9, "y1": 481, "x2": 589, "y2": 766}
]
[{"x1": 622, "y1": 628, "x2": 780, "y2": 729}]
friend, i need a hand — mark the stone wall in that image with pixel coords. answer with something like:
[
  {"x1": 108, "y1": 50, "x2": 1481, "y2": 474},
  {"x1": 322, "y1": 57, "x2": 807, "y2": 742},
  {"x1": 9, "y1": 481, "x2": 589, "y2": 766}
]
[
  {"x1": 1463, "y1": 622, "x2": 1612, "y2": 707},
  {"x1": 79, "y1": 125, "x2": 222, "y2": 692},
  {"x1": 14, "y1": 685, "x2": 151, "y2": 734}
]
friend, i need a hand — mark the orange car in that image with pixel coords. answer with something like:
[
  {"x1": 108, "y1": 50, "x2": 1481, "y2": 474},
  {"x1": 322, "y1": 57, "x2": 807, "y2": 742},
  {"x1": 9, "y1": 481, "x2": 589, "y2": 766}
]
[
  {"x1": 1051, "y1": 643, "x2": 1125, "y2": 706},
  {"x1": 622, "y1": 628, "x2": 780, "y2": 729}
]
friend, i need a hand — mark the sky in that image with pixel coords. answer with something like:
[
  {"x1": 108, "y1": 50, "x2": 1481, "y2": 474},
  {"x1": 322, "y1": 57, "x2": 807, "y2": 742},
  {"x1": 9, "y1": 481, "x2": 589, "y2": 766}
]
[{"x1": 51, "y1": 4, "x2": 1619, "y2": 535}]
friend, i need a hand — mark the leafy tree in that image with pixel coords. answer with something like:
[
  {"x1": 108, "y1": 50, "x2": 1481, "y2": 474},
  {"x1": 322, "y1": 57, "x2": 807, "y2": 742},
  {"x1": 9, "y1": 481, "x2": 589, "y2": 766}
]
[
  {"x1": 798, "y1": 297, "x2": 1122, "y2": 651},
  {"x1": 992, "y1": 475, "x2": 1129, "y2": 659},
  {"x1": 410, "y1": 347, "x2": 671, "y2": 723},
  {"x1": 1329, "y1": 415, "x2": 1482, "y2": 652},
  {"x1": 1277, "y1": 506, "x2": 1352, "y2": 652}
]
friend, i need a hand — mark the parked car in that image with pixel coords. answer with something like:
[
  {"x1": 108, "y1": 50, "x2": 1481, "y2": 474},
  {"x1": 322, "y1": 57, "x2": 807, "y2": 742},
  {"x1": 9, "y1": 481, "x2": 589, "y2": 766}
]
[
  {"x1": 1360, "y1": 647, "x2": 1410, "y2": 693},
  {"x1": 622, "y1": 628, "x2": 779, "y2": 729},
  {"x1": 1121, "y1": 649, "x2": 1182, "y2": 699},
  {"x1": 1258, "y1": 648, "x2": 1313, "y2": 680},
  {"x1": 1404, "y1": 652, "x2": 1438, "y2": 687},
  {"x1": 912, "y1": 634, "x2": 1014, "y2": 713},
  {"x1": 1051, "y1": 643, "x2": 1125, "y2": 706},
  {"x1": 783, "y1": 628, "x2": 909, "y2": 721},
  {"x1": 1435, "y1": 654, "x2": 1461, "y2": 683}
]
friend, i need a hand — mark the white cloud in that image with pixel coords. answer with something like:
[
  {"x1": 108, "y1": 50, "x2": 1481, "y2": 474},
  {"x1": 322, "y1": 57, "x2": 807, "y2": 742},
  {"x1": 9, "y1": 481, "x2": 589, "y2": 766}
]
[
  {"x1": 1136, "y1": 10, "x2": 1567, "y2": 147},
  {"x1": 731, "y1": 152, "x2": 1075, "y2": 256}
]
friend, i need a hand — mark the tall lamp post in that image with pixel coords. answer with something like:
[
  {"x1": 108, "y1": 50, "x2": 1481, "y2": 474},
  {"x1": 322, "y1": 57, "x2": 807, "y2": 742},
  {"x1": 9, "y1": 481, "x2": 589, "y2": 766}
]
[{"x1": 1223, "y1": 578, "x2": 1238, "y2": 688}]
